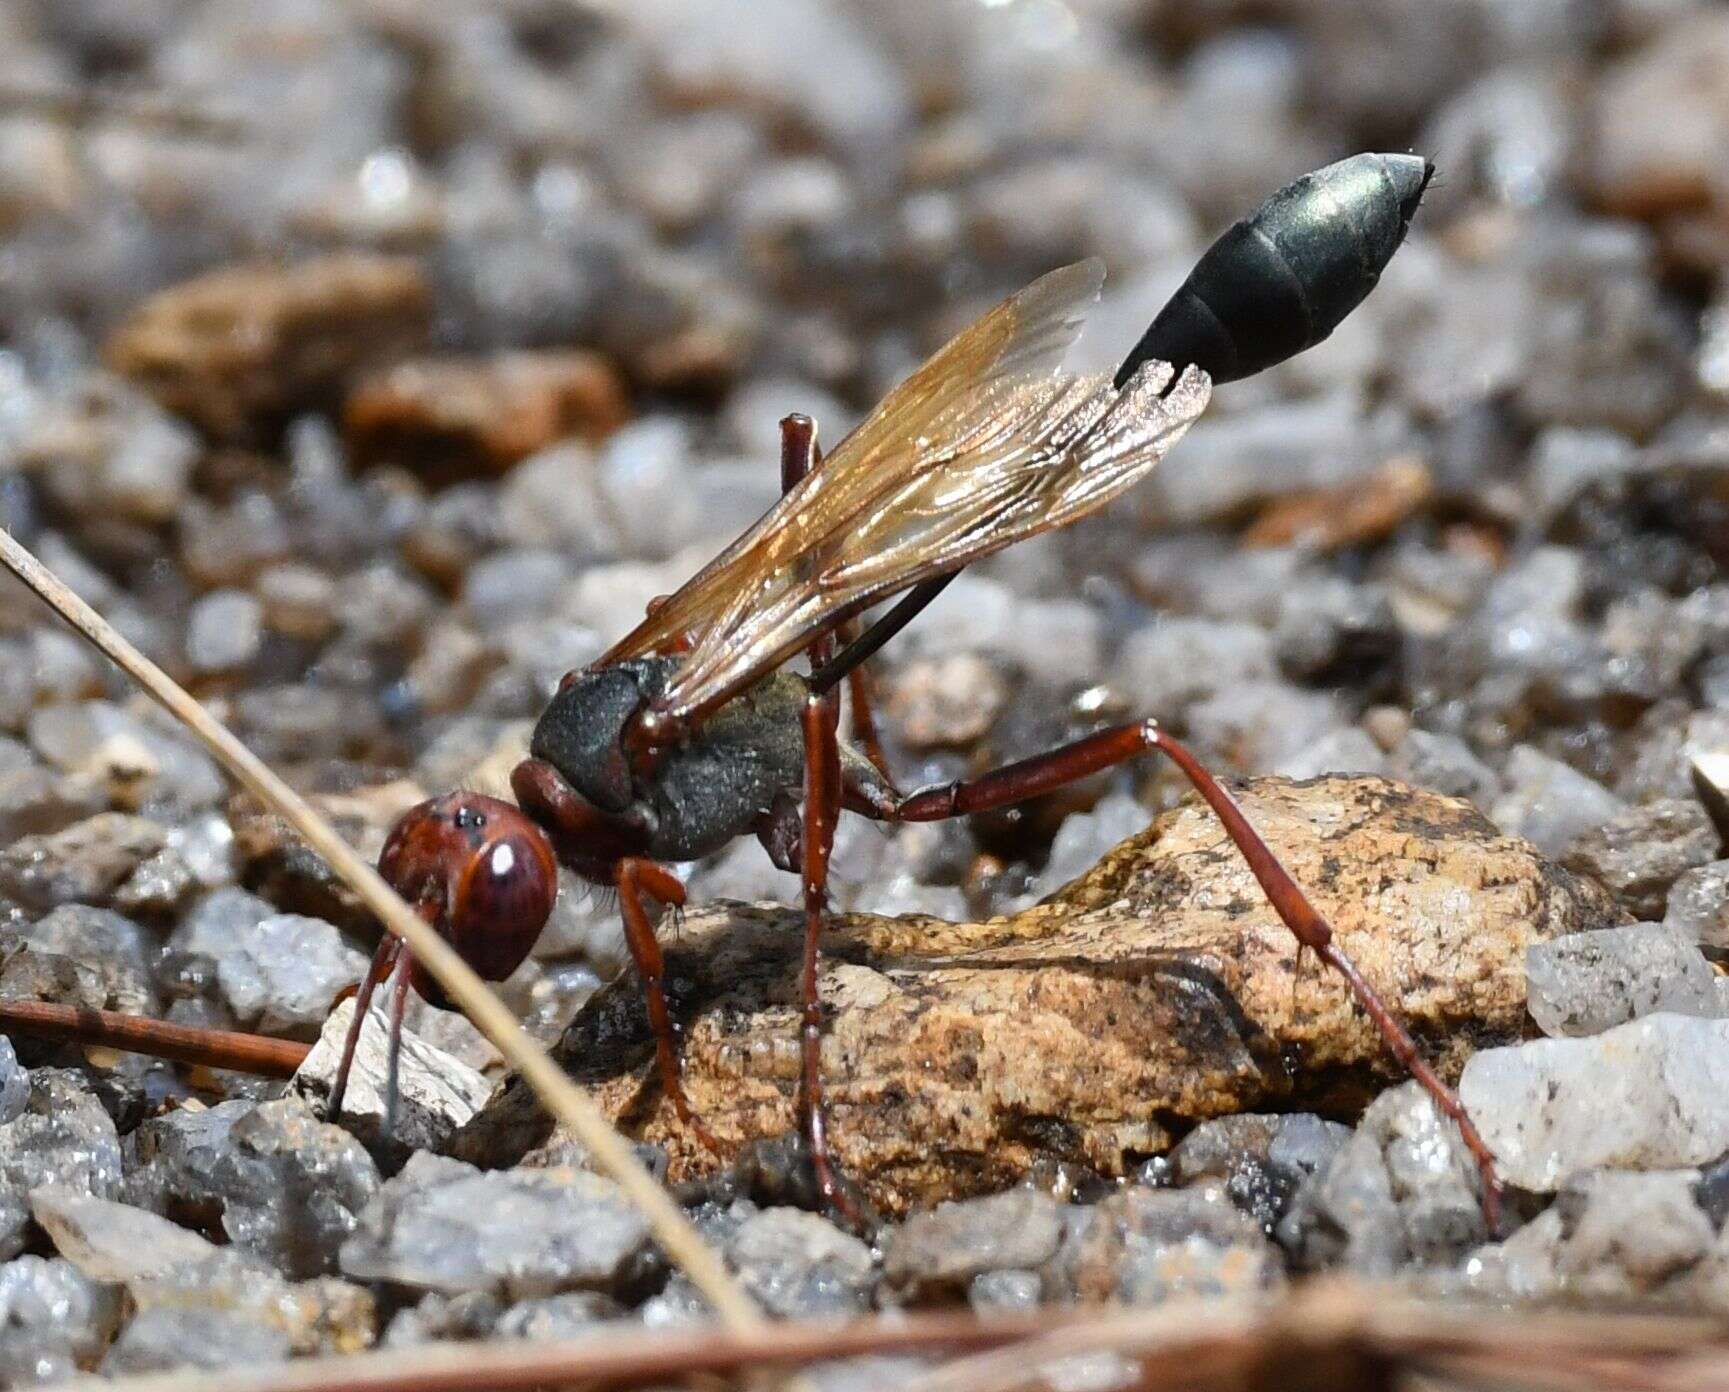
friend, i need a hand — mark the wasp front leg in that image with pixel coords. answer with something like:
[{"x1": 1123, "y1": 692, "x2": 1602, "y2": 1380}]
[
  {"x1": 511, "y1": 759, "x2": 722, "y2": 1157},
  {"x1": 615, "y1": 858, "x2": 722, "y2": 1154}
]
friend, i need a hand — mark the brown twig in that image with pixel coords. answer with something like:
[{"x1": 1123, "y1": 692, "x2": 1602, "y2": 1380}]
[
  {"x1": 0, "y1": 999, "x2": 310, "y2": 1077},
  {"x1": 0, "y1": 526, "x2": 763, "y2": 1333},
  {"x1": 0, "y1": 81, "x2": 252, "y2": 140}
]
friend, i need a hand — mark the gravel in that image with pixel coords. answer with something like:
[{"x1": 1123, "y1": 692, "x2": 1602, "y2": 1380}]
[
  {"x1": 1525, "y1": 925, "x2": 1724, "y2": 1038},
  {"x1": 1460, "y1": 1015, "x2": 1729, "y2": 1192},
  {"x1": 339, "y1": 1153, "x2": 653, "y2": 1298},
  {"x1": 0, "y1": 0, "x2": 1728, "y2": 1375}
]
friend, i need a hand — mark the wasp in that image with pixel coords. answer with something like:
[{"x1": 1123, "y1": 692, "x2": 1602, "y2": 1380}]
[{"x1": 327, "y1": 152, "x2": 1501, "y2": 1222}]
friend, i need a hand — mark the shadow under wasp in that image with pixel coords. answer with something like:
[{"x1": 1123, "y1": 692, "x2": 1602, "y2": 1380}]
[{"x1": 328, "y1": 151, "x2": 1505, "y2": 1228}]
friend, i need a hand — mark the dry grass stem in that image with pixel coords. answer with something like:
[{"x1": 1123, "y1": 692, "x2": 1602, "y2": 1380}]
[
  {"x1": 79, "y1": 1286, "x2": 1729, "y2": 1392},
  {"x1": 0, "y1": 526, "x2": 763, "y2": 1332}
]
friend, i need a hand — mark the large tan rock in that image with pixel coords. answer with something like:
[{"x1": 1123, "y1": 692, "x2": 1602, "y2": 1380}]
[{"x1": 456, "y1": 776, "x2": 1621, "y2": 1214}]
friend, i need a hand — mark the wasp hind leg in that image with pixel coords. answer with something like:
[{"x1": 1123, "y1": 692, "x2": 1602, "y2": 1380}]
[{"x1": 889, "y1": 717, "x2": 1505, "y2": 1234}]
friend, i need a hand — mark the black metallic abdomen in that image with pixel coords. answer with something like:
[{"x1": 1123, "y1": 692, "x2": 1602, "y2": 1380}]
[{"x1": 1117, "y1": 152, "x2": 1432, "y2": 387}]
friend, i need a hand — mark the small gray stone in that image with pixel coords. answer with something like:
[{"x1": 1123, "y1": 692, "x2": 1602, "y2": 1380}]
[
  {"x1": 1170, "y1": 1113, "x2": 1351, "y2": 1233},
  {"x1": 126, "y1": 1249, "x2": 375, "y2": 1357},
  {"x1": 596, "y1": 418, "x2": 701, "y2": 558},
  {"x1": 217, "y1": 1100, "x2": 382, "y2": 1279},
  {"x1": 725, "y1": 1207, "x2": 874, "y2": 1317},
  {"x1": 1140, "y1": 389, "x2": 1391, "y2": 527},
  {"x1": 15, "y1": 904, "x2": 157, "y2": 1015},
  {"x1": 1186, "y1": 680, "x2": 1344, "y2": 775},
  {"x1": 26, "y1": 700, "x2": 224, "y2": 813},
  {"x1": 884, "y1": 1188, "x2": 1063, "y2": 1300},
  {"x1": 170, "y1": 886, "x2": 278, "y2": 958},
  {"x1": 993, "y1": 598, "x2": 1105, "y2": 688},
  {"x1": 1272, "y1": 576, "x2": 1398, "y2": 684},
  {"x1": 1456, "y1": 1206, "x2": 1566, "y2": 1302},
  {"x1": 1387, "y1": 730, "x2": 1501, "y2": 807},
  {"x1": 0, "y1": 1331, "x2": 77, "y2": 1387},
  {"x1": 0, "y1": 1254, "x2": 119, "y2": 1371},
  {"x1": 893, "y1": 574, "x2": 1018, "y2": 661},
  {"x1": 1061, "y1": 1182, "x2": 1282, "y2": 1306},
  {"x1": 29, "y1": 1188, "x2": 217, "y2": 1281},
  {"x1": 0, "y1": 816, "x2": 167, "y2": 912},
  {"x1": 0, "y1": 1070, "x2": 123, "y2": 1260},
  {"x1": 382, "y1": 1290, "x2": 506, "y2": 1347},
  {"x1": 968, "y1": 1268, "x2": 1043, "y2": 1312},
  {"x1": 1562, "y1": 798, "x2": 1720, "y2": 919},
  {"x1": 0, "y1": 766, "x2": 106, "y2": 844},
  {"x1": 103, "y1": 1305, "x2": 292, "y2": 1376},
  {"x1": 255, "y1": 562, "x2": 339, "y2": 641},
  {"x1": 1461, "y1": 1168, "x2": 1715, "y2": 1303},
  {"x1": 185, "y1": 589, "x2": 265, "y2": 673},
  {"x1": 1113, "y1": 617, "x2": 1276, "y2": 719},
  {"x1": 292, "y1": 997, "x2": 492, "y2": 1160},
  {"x1": 113, "y1": 846, "x2": 198, "y2": 917},
  {"x1": 1278, "y1": 1082, "x2": 1485, "y2": 1274},
  {"x1": 1491, "y1": 746, "x2": 1626, "y2": 858},
  {"x1": 215, "y1": 913, "x2": 367, "y2": 1037},
  {"x1": 883, "y1": 654, "x2": 1009, "y2": 750},
  {"x1": 166, "y1": 813, "x2": 240, "y2": 890},
  {"x1": 340, "y1": 1152, "x2": 651, "y2": 1298},
  {"x1": 125, "y1": 1098, "x2": 380, "y2": 1280},
  {"x1": 1526, "y1": 924, "x2": 1722, "y2": 1038},
  {"x1": 1666, "y1": 861, "x2": 1729, "y2": 951},
  {"x1": 1459, "y1": 1014, "x2": 1729, "y2": 1192},
  {"x1": 495, "y1": 1290, "x2": 621, "y2": 1341},
  {"x1": 0, "y1": 946, "x2": 118, "y2": 1028},
  {"x1": 0, "y1": 1042, "x2": 27, "y2": 1127},
  {"x1": 464, "y1": 548, "x2": 572, "y2": 630},
  {"x1": 1554, "y1": 1169, "x2": 1714, "y2": 1293},
  {"x1": 1273, "y1": 727, "x2": 1389, "y2": 781}
]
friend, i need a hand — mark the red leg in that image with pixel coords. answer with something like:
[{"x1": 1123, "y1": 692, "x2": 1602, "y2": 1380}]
[
  {"x1": 616, "y1": 857, "x2": 722, "y2": 1155},
  {"x1": 788, "y1": 408, "x2": 889, "y2": 1205},
  {"x1": 776, "y1": 411, "x2": 897, "y2": 786},
  {"x1": 893, "y1": 717, "x2": 1504, "y2": 1231},
  {"x1": 838, "y1": 623, "x2": 894, "y2": 782},
  {"x1": 780, "y1": 412, "x2": 819, "y2": 493},
  {"x1": 328, "y1": 934, "x2": 401, "y2": 1122},
  {"x1": 798, "y1": 676, "x2": 853, "y2": 1218}
]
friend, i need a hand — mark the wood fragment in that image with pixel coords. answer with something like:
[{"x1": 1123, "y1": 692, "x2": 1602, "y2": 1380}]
[
  {"x1": 1243, "y1": 454, "x2": 1432, "y2": 550},
  {"x1": 0, "y1": 999, "x2": 310, "y2": 1077}
]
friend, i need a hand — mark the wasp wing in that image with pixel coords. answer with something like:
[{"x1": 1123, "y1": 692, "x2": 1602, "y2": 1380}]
[
  {"x1": 602, "y1": 260, "x2": 1213, "y2": 724},
  {"x1": 603, "y1": 259, "x2": 1105, "y2": 664}
]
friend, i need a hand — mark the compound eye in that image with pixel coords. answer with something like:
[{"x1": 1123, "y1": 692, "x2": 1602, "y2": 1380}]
[{"x1": 448, "y1": 821, "x2": 559, "y2": 982}]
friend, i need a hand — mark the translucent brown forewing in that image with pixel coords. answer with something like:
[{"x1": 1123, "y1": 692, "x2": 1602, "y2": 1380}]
[{"x1": 603, "y1": 258, "x2": 1212, "y2": 726}]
